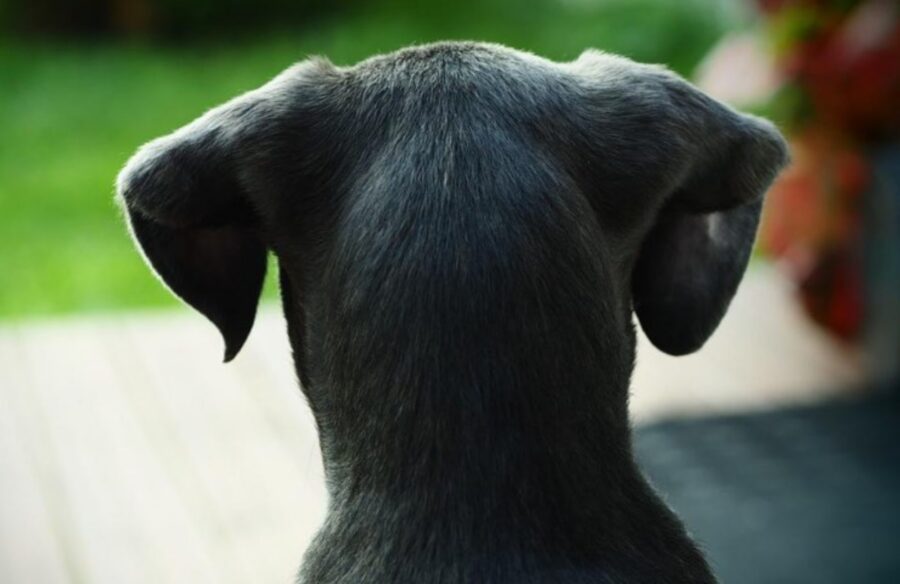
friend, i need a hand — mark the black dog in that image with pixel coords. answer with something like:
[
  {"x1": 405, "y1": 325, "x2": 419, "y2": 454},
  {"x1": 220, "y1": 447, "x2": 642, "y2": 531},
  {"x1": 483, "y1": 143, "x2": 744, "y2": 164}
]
[{"x1": 117, "y1": 42, "x2": 788, "y2": 583}]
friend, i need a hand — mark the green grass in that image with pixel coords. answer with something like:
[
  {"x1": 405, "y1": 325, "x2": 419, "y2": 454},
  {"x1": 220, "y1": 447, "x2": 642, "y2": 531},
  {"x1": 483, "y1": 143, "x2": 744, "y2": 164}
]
[{"x1": 0, "y1": 0, "x2": 729, "y2": 318}]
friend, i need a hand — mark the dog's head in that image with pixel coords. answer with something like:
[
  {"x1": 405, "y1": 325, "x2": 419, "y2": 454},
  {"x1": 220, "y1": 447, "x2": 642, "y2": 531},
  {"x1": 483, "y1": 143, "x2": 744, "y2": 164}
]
[{"x1": 117, "y1": 41, "x2": 787, "y2": 381}]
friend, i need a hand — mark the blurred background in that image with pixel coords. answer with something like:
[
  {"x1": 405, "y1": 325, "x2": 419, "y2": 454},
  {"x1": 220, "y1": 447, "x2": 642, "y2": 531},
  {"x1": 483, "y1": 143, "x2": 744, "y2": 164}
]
[{"x1": 0, "y1": 0, "x2": 897, "y2": 583}]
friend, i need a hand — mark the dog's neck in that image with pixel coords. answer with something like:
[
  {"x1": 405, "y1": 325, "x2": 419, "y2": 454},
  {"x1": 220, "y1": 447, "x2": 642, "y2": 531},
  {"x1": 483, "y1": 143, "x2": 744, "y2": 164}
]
[
  {"x1": 298, "y1": 369, "x2": 711, "y2": 581},
  {"x1": 289, "y1": 317, "x2": 711, "y2": 581}
]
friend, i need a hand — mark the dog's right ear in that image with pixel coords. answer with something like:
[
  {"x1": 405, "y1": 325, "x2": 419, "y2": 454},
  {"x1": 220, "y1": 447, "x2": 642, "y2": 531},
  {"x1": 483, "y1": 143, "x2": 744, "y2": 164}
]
[
  {"x1": 116, "y1": 90, "x2": 273, "y2": 362},
  {"x1": 631, "y1": 71, "x2": 789, "y2": 356}
]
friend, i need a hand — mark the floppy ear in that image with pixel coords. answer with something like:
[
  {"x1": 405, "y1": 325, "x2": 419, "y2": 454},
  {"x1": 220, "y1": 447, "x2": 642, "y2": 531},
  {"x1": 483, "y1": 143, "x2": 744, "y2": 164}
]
[
  {"x1": 117, "y1": 94, "x2": 270, "y2": 362},
  {"x1": 632, "y1": 74, "x2": 789, "y2": 356}
]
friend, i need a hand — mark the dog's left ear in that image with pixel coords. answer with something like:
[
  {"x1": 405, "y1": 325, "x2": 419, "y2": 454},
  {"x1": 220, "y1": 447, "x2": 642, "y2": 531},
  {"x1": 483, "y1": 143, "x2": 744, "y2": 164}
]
[
  {"x1": 632, "y1": 73, "x2": 789, "y2": 356},
  {"x1": 117, "y1": 94, "x2": 271, "y2": 362}
]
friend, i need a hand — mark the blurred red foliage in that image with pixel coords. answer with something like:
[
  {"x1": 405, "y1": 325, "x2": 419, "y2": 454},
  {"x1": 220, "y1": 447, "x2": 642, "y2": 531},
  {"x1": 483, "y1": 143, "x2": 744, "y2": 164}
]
[{"x1": 758, "y1": 0, "x2": 898, "y2": 340}]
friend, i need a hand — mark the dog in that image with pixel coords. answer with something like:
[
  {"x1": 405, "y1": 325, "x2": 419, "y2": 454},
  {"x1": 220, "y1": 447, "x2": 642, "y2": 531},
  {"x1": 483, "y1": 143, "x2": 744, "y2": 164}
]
[{"x1": 117, "y1": 41, "x2": 788, "y2": 583}]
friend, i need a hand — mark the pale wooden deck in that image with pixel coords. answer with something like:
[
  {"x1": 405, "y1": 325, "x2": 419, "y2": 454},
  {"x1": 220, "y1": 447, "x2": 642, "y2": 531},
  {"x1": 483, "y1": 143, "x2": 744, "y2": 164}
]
[{"x1": 0, "y1": 266, "x2": 864, "y2": 584}]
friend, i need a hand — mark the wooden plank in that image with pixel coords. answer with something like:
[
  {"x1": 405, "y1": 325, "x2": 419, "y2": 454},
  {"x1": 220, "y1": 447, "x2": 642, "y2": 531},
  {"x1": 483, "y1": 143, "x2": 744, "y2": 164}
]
[
  {"x1": 121, "y1": 312, "x2": 325, "y2": 584},
  {"x1": 232, "y1": 312, "x2": 328, "y2": 550},
  {"x1": 14, "y1": 318, "x2": 220, "y2": 584},
  {"x1": 0, "y1": 328, "x2": 73, "y2": 584}
]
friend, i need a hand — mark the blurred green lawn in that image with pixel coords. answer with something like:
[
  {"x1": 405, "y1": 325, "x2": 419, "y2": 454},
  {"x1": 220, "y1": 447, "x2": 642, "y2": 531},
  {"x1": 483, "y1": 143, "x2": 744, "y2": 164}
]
[{"x1": 0, "y1": 0, "x2": 731, "y2": 318}]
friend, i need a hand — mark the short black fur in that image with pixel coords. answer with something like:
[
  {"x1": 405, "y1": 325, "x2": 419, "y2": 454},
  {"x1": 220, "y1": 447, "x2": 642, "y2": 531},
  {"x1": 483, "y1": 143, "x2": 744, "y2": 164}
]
[{"x1": 117, "y1": 42, "x2": 789, "y2": 583}]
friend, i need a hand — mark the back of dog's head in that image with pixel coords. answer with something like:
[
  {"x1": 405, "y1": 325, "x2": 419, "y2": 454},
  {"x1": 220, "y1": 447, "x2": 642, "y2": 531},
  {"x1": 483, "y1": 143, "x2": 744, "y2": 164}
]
[{"x1": 117, "y1": 40, "x2": 787, "y2": 555}]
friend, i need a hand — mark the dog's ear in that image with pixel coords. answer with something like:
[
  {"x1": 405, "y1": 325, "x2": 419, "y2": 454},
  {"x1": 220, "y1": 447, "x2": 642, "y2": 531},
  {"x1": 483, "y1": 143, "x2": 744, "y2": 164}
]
[
  {"x1": 117, "y1": 93, "x2": 272, "y2": 362},
  {"x1": 632, "y1": 73, "x2": 789, "y2": 356}
]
